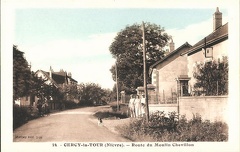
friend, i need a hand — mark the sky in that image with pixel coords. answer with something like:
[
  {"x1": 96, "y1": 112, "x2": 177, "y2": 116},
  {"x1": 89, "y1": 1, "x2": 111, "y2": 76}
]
[{"x1": 14, "y1": 7, "x2": 228, "y2": 89}]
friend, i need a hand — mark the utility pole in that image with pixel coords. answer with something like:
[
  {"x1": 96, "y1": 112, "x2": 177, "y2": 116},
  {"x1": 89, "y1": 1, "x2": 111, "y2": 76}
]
[
  {"x1": 115, "y1": 62, "x2": 119, "y2": 111},
  {"x1": 142, "y1": 21, "x2": 149, "y2": 122}
]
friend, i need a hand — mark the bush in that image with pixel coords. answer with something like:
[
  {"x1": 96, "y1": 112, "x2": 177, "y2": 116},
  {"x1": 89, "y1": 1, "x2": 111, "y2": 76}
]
[
  {"x1": 13, "y1": 105, "x2": 29, "y2": 130},
  {"x1": 174, "y1": 114, "x2": 228, "y2": 141},
  {"x1": 63, "y1": 100, "x2": 78, "y2": 109},
  {"x1": 116, "y1": 111, "x2": 178, "y2": 141},
  {"x1": 193, "y1": 56, "x2": 228, "y2": 96},
  {"x1": 94, "y1": 111, "x2": 128, "y2": 119},
  {"x1": 27, "y1": 106, "x2": 39, "y2": 119},
  {"x1": 110, "y1": 103, "x2": 129, "y2": 117},
  {"x1": 13, "y1": 105, "x2": 42, "y2": 130},
  {"x1": 116, "y1": 112, "x2": 228, "y2": 142}
]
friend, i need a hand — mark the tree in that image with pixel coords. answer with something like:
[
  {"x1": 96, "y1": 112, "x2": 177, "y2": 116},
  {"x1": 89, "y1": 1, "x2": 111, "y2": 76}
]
[
  {"x1": 31, "y1": 74, "x2": 63, "y2": 103},
  {"x1": 78, "y1": 83, "x2": 108, "y2": 106},
  {"x1": 193, "y1": 56, "x2": 228, "y2": 96},
  {"x1": 109, "y1": 22, "x2": 170, "y2": 93},
  {"x1": 13, "y1": 45, "x2": 32, "y2": 101},
  {"x1": 61, "y1": 83, "x2": 79, "y2": 101},
  {"x1": 101, "y1": 88, "x2": 112, "y2": 103}
]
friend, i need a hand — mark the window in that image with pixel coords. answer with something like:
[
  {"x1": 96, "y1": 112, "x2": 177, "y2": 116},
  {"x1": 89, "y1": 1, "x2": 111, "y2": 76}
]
[{"x1": 176, "y1": 75, "x2": 191, "y2": 96}]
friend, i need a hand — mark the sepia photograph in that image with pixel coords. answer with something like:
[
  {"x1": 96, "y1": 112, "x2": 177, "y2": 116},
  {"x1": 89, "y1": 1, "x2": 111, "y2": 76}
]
[{"x1": 1, "y1": 0, "x2": 239, "y2": 152}]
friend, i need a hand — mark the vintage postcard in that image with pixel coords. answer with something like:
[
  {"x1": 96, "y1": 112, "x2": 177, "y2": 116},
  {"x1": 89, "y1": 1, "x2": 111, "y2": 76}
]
[{"x1": 1, "y1": 0, "x2": 239, "y2": 152}]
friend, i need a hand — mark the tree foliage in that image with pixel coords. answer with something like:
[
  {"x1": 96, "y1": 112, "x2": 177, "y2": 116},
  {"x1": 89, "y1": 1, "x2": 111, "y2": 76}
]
[
  {"x1": 31, "y1": 74, "x2": 63, "y2": 103},
  {"x1": 193, "y1": 56, "x2": 228, "y2": 96},
  {"x1": 109, "y1": 22, "x2": 170, "y2": 93},
  {"x1": 78, "y1": 83, "x2": 110, "y2": 106},
  {"x1": 61, "y1": 84, "x2": 79, "y2": 101},
  {"x1": 13, "y1": 45, "x2": 32, "y2": 101}
]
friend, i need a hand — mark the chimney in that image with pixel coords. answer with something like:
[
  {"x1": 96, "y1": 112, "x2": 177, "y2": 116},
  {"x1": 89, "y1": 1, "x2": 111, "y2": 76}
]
[
  {"x1": 169, "y1": 37, "x2": 175, "y2": 52},
  {"x1": 68, "y1": 72, "x2": 72, "y2": 78},
  {"x1": 213, "y1": 7, "x2": 222, "y2": 31},
  {"x1": 49, "y1": 66, "x2": 53, "y2": 78}
]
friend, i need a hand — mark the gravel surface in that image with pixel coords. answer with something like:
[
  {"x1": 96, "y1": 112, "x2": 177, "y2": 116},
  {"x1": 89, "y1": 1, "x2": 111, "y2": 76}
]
[
  {"x1": 89, "y1": 117, "x2": 131, "y2": 134},
  {"x1": 13, "y1": 106, "x2": 131, "y2": 142}
]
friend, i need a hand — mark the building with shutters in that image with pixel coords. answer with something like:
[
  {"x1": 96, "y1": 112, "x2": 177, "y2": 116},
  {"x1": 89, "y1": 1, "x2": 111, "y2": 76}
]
[
  {"x1": 149, "y1": 7, "x2": 228, "y2": 103},
  {"x1": 181, "y1": 7, "x2": 228, "y2": 94},
  {"x1": 149, "y1": 41, "x2": 192, "y2": 103}
]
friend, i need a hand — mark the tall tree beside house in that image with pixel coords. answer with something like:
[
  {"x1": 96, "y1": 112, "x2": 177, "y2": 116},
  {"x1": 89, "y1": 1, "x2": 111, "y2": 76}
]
[
  {"x1": 61, "y1": 84, "x2": 79, "y2": 101},
  {"x1": 193, "y1": 56, "x2": 228, "y2": 96},
  {"x1": 13, "y1": 45, "x2": 32, "y2": 102},
  {"x1": 109, "y1": 22, "x2": 170, "y2": 93},
  {"x1": 31, "y1": 74, "x2": 63, "y2": 103}
]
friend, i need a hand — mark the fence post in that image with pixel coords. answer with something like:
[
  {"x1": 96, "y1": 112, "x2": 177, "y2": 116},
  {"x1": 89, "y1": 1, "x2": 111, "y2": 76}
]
[{"x1": 177, "y1": 91, "x2": 180, "y2": 121}]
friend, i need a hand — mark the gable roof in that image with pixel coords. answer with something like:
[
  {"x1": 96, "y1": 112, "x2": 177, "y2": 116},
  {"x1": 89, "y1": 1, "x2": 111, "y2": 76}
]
[
  {"x1": 181, "y1": 23, "x2": 228, "y2": 56},
  {"x1": 50, "y1": 71, "x2": 78, "y2": 84},
  {"x1": 52, "y1": 72, "x2": 66, "y2": 84},
  {"x1": 35, "y1": 70, "x2": 78, "y2": 86},
  {"x1": 68, "y1": 76, "x2": 78, "y2": 83},
  {"x1": 150, "y1": 42, "x2": 191, "y2": 69},
  {"x1": 35, "y1": 70, "x2": 58, "y2": 87},
  {"x1": 51, "y1": 71, "x2": 78, "y2": 83}
]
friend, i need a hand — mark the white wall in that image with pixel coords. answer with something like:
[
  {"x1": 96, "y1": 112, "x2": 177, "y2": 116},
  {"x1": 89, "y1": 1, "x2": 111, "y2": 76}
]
[{"x1": 148, "y1": 96, "x2": 228, "y2": 123}]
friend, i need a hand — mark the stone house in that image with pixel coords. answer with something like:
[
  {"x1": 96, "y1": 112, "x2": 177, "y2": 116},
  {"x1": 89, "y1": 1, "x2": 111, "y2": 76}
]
[
  {"x1": 149, "y1": 7, "x2": 228, "y2": 101},
  {"x1": 146, "y1": 7, "x2": 228, "y2": 122},
  {"x1": 181, "y1": 7, "x2": 228, "y2": 94},
  {"x1": 149, "y1": 41, "x2": 192, "y2": 103}
]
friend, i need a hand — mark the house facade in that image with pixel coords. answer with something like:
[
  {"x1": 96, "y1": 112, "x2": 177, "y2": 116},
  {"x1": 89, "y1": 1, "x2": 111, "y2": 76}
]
[
  {"x1": 181, "y1": 7, "x2": 228, "y2": 94},
  {"x1": 17, "y1": 67, "x2": 78, "y2": 108},
  {"x1": 148, "y1": 7, "x2": 229, "y2": 122},
  {"x1": 149, "y1": 41, "x2": 192, "y2": 103},
  {"x1": 35, "y1": 66, "x2": 78, "y2": 87},
  {"x1": 35, "y1": 67, "x2": 79, "y2": 106}
]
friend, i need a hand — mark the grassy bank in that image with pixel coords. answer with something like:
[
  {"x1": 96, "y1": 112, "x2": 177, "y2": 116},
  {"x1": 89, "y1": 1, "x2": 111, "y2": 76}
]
[
  {"x1": 93, "y1": 102, "x2": 129, "y2": 119},
  {"x1": 115, "y1": 111, "x2": 228, "y2": 142}
]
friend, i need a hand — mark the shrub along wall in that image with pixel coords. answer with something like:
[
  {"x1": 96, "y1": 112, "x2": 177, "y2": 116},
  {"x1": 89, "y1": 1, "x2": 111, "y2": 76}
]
[
  {"x1": 13, "y1": 105, "x2": 29, "y2": 130},
  {"x1": 116, "y1": 111, "x2": 228, "y2": 142}
]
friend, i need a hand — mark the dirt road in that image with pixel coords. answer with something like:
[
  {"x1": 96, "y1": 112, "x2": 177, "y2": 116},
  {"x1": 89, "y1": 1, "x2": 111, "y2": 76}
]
[{"x1": 13, "y1": 106, "x2": 130, "y2": 142}]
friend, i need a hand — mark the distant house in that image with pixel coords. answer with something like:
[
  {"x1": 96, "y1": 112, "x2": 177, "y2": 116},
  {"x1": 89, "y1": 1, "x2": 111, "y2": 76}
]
[
  {"x1": 35, "y1": 67, "x2": 79, "y2": 107},
  {"x1": 181, "y1": 7, "x2": 228, "y2": 94},
  {"x1": 35, "y1": 66, "x2": 78, "y2": 87},
  {"x1": 149, "y1": 40, "x2": 192, "y2": 103}
]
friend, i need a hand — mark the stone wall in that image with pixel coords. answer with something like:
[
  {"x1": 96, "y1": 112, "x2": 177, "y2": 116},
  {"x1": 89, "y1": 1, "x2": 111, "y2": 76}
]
[
  {"x1": 148, "y1": 96, "x2": 228, "y2": 123},
  {"x1": 179, "y1": 96, "x2": 228, "y2": 122}
]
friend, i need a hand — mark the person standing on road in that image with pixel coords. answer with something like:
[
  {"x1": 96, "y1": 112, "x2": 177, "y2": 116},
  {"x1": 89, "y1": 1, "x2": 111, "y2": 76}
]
[
  {"x1": 134, "y1": 95, "x2": 142, "y2": 118},
  {"x1": 140, "y1": 94, "x2": 146, "y2": 117},
  {"x1": 37, "y1": 100, "x2": 43, "y2": 116},
  {"x1": 128, "y1": 94, "x2": 136, "y2": 118}
]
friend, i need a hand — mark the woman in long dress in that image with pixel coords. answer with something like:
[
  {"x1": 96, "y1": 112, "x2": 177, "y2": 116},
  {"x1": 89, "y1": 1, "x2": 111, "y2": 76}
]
[
  {"x1": 140, "y1": 94, "x2": 146, "y2": 117},
  {"x1": 134, "y1": 95, "x2": 142, "y2": 118},
  {"x1": 128, "y1": 94, "x2": 136, "y2": 118}
]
